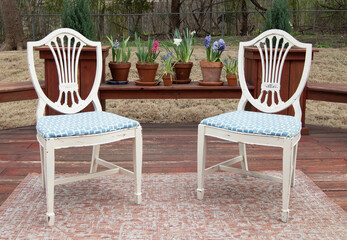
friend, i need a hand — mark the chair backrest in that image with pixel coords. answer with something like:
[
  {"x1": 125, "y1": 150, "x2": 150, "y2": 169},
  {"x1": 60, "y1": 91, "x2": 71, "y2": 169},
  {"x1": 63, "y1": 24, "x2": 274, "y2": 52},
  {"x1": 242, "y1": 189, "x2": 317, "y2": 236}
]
[
  {"x1": 27, "y1": 28, "x2": 102, "y2": 119},
  {"x1": 237, "y1": 29, "x2": 312, "y2": 120}
]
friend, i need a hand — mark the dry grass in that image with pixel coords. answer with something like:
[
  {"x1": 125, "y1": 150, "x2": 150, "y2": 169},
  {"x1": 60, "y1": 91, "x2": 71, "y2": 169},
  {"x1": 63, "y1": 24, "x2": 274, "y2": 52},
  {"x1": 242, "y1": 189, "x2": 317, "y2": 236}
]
[{"x1": 0, "y1": 46, "x2": 346, "y2": 130}]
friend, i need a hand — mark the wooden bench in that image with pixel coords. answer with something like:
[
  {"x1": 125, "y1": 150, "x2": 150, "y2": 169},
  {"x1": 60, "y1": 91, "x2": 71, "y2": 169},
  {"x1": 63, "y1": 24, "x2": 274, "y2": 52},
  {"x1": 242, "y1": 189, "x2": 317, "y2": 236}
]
[
  {"x1": 306, "y1": 82, "x2": 347, "y2": 103},
  {"x1": 1, "y1": 81, "x2": 345, "y2": 103},
  {"x1": 99, "y1": 82, "x2": 253, "y2": 99},
  {"x1": 0, "y1": 81, "x2": 44, "y2": 103}
]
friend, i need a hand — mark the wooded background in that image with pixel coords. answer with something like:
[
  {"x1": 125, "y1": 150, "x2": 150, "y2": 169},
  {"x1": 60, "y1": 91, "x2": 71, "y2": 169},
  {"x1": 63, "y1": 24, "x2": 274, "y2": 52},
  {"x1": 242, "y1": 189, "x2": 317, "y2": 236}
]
[{"x1": 0, "y1": 0, "x2": 346, "y2": 45}]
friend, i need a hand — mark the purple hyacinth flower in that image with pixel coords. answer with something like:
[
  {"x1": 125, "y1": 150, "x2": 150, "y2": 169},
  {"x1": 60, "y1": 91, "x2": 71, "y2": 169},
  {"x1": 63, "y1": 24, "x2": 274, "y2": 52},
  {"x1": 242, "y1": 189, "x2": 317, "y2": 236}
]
[
  {"x1": 113, "y1": 40, "x2": 119, "y2": 50},
  {"x1": 204, "y1": 35, "x2": 211, "y2": 48},
  {"x1": 163, "y1": 54, "x2": 168, "y2": 61},
  {"x1": 218, "y1": 39, "x2": 226, "y2": 52},
  {"x1": 212, "y1": 41, "x2": 219, "y2": 52}
]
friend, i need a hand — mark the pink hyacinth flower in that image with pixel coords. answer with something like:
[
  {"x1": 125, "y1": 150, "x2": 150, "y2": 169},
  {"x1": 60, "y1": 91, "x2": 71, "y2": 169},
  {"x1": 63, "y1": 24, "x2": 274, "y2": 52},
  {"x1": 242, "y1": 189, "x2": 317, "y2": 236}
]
[{"x1": 151, "y1": 40, "x2": 159, "y2": 52}]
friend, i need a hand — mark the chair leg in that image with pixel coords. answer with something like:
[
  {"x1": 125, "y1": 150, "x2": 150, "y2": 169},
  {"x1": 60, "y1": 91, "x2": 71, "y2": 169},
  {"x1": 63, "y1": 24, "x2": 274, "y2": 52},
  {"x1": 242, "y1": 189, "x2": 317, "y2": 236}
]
[
  {"x1": 44, "y1": 144, "x2": 55, "y2": 226},
  {"x1": 90, "y1": 145, "x2": 100, "y2": 173},
  {"x1": 197, "y1": 125, "x2": 207, "y2": 200},
  {"x1": 281, "y1": 144, "x2": 294, "y2": 223},
  {"x1": 239, "y1": 143, "x2": 249, "y2": 172},
  {"x1": 133, "y1": 127, "x2": 142, "y2": 204},
  {"x1": 291, "y1": 144, "x2": 298, "y2": 187},
  {"x1": 39, "y1": 144, "x2": 46, "y2": 189}
]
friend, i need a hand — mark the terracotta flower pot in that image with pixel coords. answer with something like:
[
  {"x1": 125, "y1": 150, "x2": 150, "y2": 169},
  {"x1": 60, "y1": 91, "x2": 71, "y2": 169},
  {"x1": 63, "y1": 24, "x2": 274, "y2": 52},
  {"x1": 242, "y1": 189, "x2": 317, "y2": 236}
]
[
  {"x1": 162, "y1": 74, "x2": 174, "y2": 86},
  {"x1": 200, "y1": 61, "x2": 223, "y2": 82},
  {"x1": 174, "y1": 62, "x2": 193, "y2": 81},
  {"x1": 226, "y1": 74, "x2": 237, "y2": 86},
  {"x1": 136, "y1": 62, "x2": 159, "y2": 82},
  {"x1": 109, "y1": 62, "x2": 131, "y2": 83}
]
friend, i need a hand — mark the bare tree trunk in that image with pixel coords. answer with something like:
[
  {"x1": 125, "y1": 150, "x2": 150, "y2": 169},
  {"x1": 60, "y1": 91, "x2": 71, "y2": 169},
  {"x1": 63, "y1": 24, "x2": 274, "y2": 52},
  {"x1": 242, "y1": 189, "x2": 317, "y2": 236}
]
[
  {"x1": 240, "y1": 0, "x2": 248, "y2": 36},
  {"x1": 169, "y1": 0, "x2": 182, "y2": 33},
  {"x1": 0, "y1": 0, "x2": 26, "y2": 51}
]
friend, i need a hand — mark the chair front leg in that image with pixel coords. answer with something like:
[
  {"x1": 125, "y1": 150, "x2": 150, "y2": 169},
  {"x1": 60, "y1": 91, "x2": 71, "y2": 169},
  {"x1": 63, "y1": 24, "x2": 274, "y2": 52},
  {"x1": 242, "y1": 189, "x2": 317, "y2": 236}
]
[
  {"x1": 44, "y1": 143, "x2": 55, "y2": 226},
  {"x1": 133, "y1": 127, "x2": 143, "y2": 204},
  {"x1": 239, "y1": 143, "x2": 248, "y2": 172},
  {"x1": 291, "y1": 143, "x2": 298, "y2": 187},
  {"x1": 281, "y1": 143, "x2": 294, "y2": 223},
  {"x1": 197, "y1": 125, "x2": 207, "y2": 200},
  {"x1": 90, "y1": 145, "x2": 100, "y2": 173}
]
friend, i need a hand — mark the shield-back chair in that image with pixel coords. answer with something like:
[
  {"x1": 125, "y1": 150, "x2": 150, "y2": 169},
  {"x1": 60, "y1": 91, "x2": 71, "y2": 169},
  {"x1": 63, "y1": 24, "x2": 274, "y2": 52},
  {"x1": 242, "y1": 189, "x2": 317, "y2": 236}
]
[
  {"x1": 197, "y1": 29, "x2": 312, "y2": 222},
  {"x1": 27, "y1": 28, "x2": 143, "y2": 226}
]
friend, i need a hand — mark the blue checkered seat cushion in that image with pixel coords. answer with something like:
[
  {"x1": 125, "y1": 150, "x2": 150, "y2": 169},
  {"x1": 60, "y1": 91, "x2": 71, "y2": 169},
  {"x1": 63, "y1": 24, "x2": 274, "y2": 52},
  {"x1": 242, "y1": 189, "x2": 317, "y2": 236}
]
[
  {"x1": 200, "y1": 111, "x2": 301, "y2": 138},
  {"x1": 37, "y1": 111, "x2": 140, "y2": 139}
]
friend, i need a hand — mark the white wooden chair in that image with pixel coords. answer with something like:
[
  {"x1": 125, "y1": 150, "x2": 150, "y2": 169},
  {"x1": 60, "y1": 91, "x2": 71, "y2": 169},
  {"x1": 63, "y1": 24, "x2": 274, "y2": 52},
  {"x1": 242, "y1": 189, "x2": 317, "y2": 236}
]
[
  {"x1": 197, "y1": 29, "x2": 312, "y2": 222},
  {"x1": 27, "y1": 28, "x2": 142, "y2": 226}
]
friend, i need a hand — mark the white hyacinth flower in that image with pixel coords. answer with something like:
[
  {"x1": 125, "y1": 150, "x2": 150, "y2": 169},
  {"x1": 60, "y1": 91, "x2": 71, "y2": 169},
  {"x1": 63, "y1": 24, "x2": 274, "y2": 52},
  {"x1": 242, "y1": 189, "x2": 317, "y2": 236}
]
[
  {"x1": 173, "y1": 38, "x2": 182, "y2": 46},
  {"x1": 191, "y1": 30, "x2": 196, "y2": 36}
]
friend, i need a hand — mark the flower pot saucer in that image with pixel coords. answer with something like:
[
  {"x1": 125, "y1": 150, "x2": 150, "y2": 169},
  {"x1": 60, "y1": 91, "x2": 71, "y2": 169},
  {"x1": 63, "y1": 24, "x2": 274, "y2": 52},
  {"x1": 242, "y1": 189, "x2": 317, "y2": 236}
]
[
  {"x1": 198, "y1": 80, "x2": 224, "y2": 86},
  {"x1": 135, "y1": 80, "x2": 160, "y2": 86},
  {"x1": 173, "y1": 79, "x2": 191, "y2": 84},
  {"x1": 107, "y1": 79, "x2": 129, "y2": 85}
]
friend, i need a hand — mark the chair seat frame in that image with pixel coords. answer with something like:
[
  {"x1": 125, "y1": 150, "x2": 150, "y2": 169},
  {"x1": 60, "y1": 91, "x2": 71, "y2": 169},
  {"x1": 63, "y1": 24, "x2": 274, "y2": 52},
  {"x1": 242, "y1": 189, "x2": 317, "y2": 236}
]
[{"x1": 197, "y1": 29, "x2": 312, "y2": 223}]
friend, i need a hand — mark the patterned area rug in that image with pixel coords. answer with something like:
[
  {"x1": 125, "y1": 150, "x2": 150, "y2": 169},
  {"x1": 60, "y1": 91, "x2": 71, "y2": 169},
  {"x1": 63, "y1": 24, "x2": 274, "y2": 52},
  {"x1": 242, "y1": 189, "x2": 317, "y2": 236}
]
[{"x1": 0, "y1": 171, "x2": 346, "y2": 239}]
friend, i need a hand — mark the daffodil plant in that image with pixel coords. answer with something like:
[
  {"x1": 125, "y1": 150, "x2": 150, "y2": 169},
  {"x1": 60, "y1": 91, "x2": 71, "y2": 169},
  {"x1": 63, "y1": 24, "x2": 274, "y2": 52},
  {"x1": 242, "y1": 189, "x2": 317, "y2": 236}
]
[{"x1": 168, "y1": 28, "x2": 195, "y2": 63}]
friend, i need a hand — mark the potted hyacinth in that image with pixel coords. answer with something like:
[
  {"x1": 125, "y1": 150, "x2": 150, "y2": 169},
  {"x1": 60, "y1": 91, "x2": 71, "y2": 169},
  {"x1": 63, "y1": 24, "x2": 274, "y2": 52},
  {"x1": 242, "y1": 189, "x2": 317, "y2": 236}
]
[
  {"x1": 134, "y1": 33, "x2": 160, "y2": 85},
  {"x1": 160, "y1": 52, "x2": 175, "y2": 86},
  {"x1": 223, "y1": 57, "x2": 238, "y2": 86},
  {"x1": 200, "y1": 35, "x2": 226, "y2": 85},
  {"x1": 168, "y1": 28, "x2": 195, "y2": 83},
  {"x1": 106, "y1": 36, "x2": 131, "y2": 84}
]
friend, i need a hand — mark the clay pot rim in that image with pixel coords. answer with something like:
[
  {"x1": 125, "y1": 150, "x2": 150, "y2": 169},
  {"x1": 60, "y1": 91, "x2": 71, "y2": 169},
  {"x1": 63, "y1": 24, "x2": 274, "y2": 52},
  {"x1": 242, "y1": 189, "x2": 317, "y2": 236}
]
[
  {"x1": 109, "y1": 62, "x2": 131, "y2": 68},
  {"x1": 136, "y1": 62, "x2": 159, "y2": 65},
  {"x1": 162, "y1": 73, "x2": 175, "y2": 79},
  {"x1": 226, "y1": 73, "x2": 237, "y2": 77},
  {"x1": 174, "y1": 61, "x2": 193, "y2": 66},
  {"x1": 200, "y1": 60, "x2": 223, "y2": 68}
]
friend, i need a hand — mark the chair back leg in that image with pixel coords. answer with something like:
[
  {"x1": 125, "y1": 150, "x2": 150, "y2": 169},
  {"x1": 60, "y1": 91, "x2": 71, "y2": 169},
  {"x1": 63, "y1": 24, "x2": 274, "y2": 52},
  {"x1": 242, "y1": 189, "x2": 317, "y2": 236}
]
[
  {"x1": 39, "y1": 144, "x2": 46, "y2": 189},
  {"x1": 90, "y1": 145, "x2": 100, "y2": 173},
  {"x1": 291, "y1": 144, "x2": 299, "y2": 187},
  {"x1": 238, "y1": 143, "x2": 249, "y2": 171}
]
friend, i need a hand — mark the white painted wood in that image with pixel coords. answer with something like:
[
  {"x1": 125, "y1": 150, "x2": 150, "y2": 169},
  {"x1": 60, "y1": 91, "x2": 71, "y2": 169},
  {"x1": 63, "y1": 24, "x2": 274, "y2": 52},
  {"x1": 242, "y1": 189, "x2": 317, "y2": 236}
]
[
  {"x1": 291, "y1": 144, "x2": 298, "y2": 187},
  {"x1": 27, "y1": 28, "x2": 142, "y2": 226},
  {"x1": 237, "y1": 29, "x2": 312, "y2": 115},
  {"x1": 197, "y1": 124, "x2": 207, "y2": 200},
  {"x1": 239, "y1": 143, "x2": 248, "y2": 171},
  {"x1": 205, "y1": 156, "x2": 243, "y2": 174},
  {"x1": 27, "y1": 28, "x2": 103, "y2": 117},
  {"x1": 90, "y1": 145, "x2": 100, "y2": 173},
  {"x1": 218, "y1": 165, "x2": 282, "y2": 184},
  {"x1": 134, "y1": 127, "x2": 143, "y2": 204},
  {"x1": 45, "y1": 144, "x2": 55, "y2": 227},
  {"x1": 54, "y1": 168, "x2": 120, "y2": 185},
  {"x1": 282, "y1": 143, "x2": 294, "y2": 223},
  {"x1": 197, "y1": 29, "x2": 312, "y2": 222},
  {"x1": 39, "y1": 144, "x2": 45, "y2": 189},
  {"x1": 95, "y1": 158, "x2": 135, "y2": 178}
]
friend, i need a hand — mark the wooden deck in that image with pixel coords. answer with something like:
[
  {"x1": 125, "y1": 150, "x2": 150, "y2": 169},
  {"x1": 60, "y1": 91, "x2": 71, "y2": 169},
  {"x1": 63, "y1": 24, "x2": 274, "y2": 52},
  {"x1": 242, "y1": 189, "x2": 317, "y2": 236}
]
[{"x1": 0, "y1": 123, "x2": 346, "y2": 211}]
